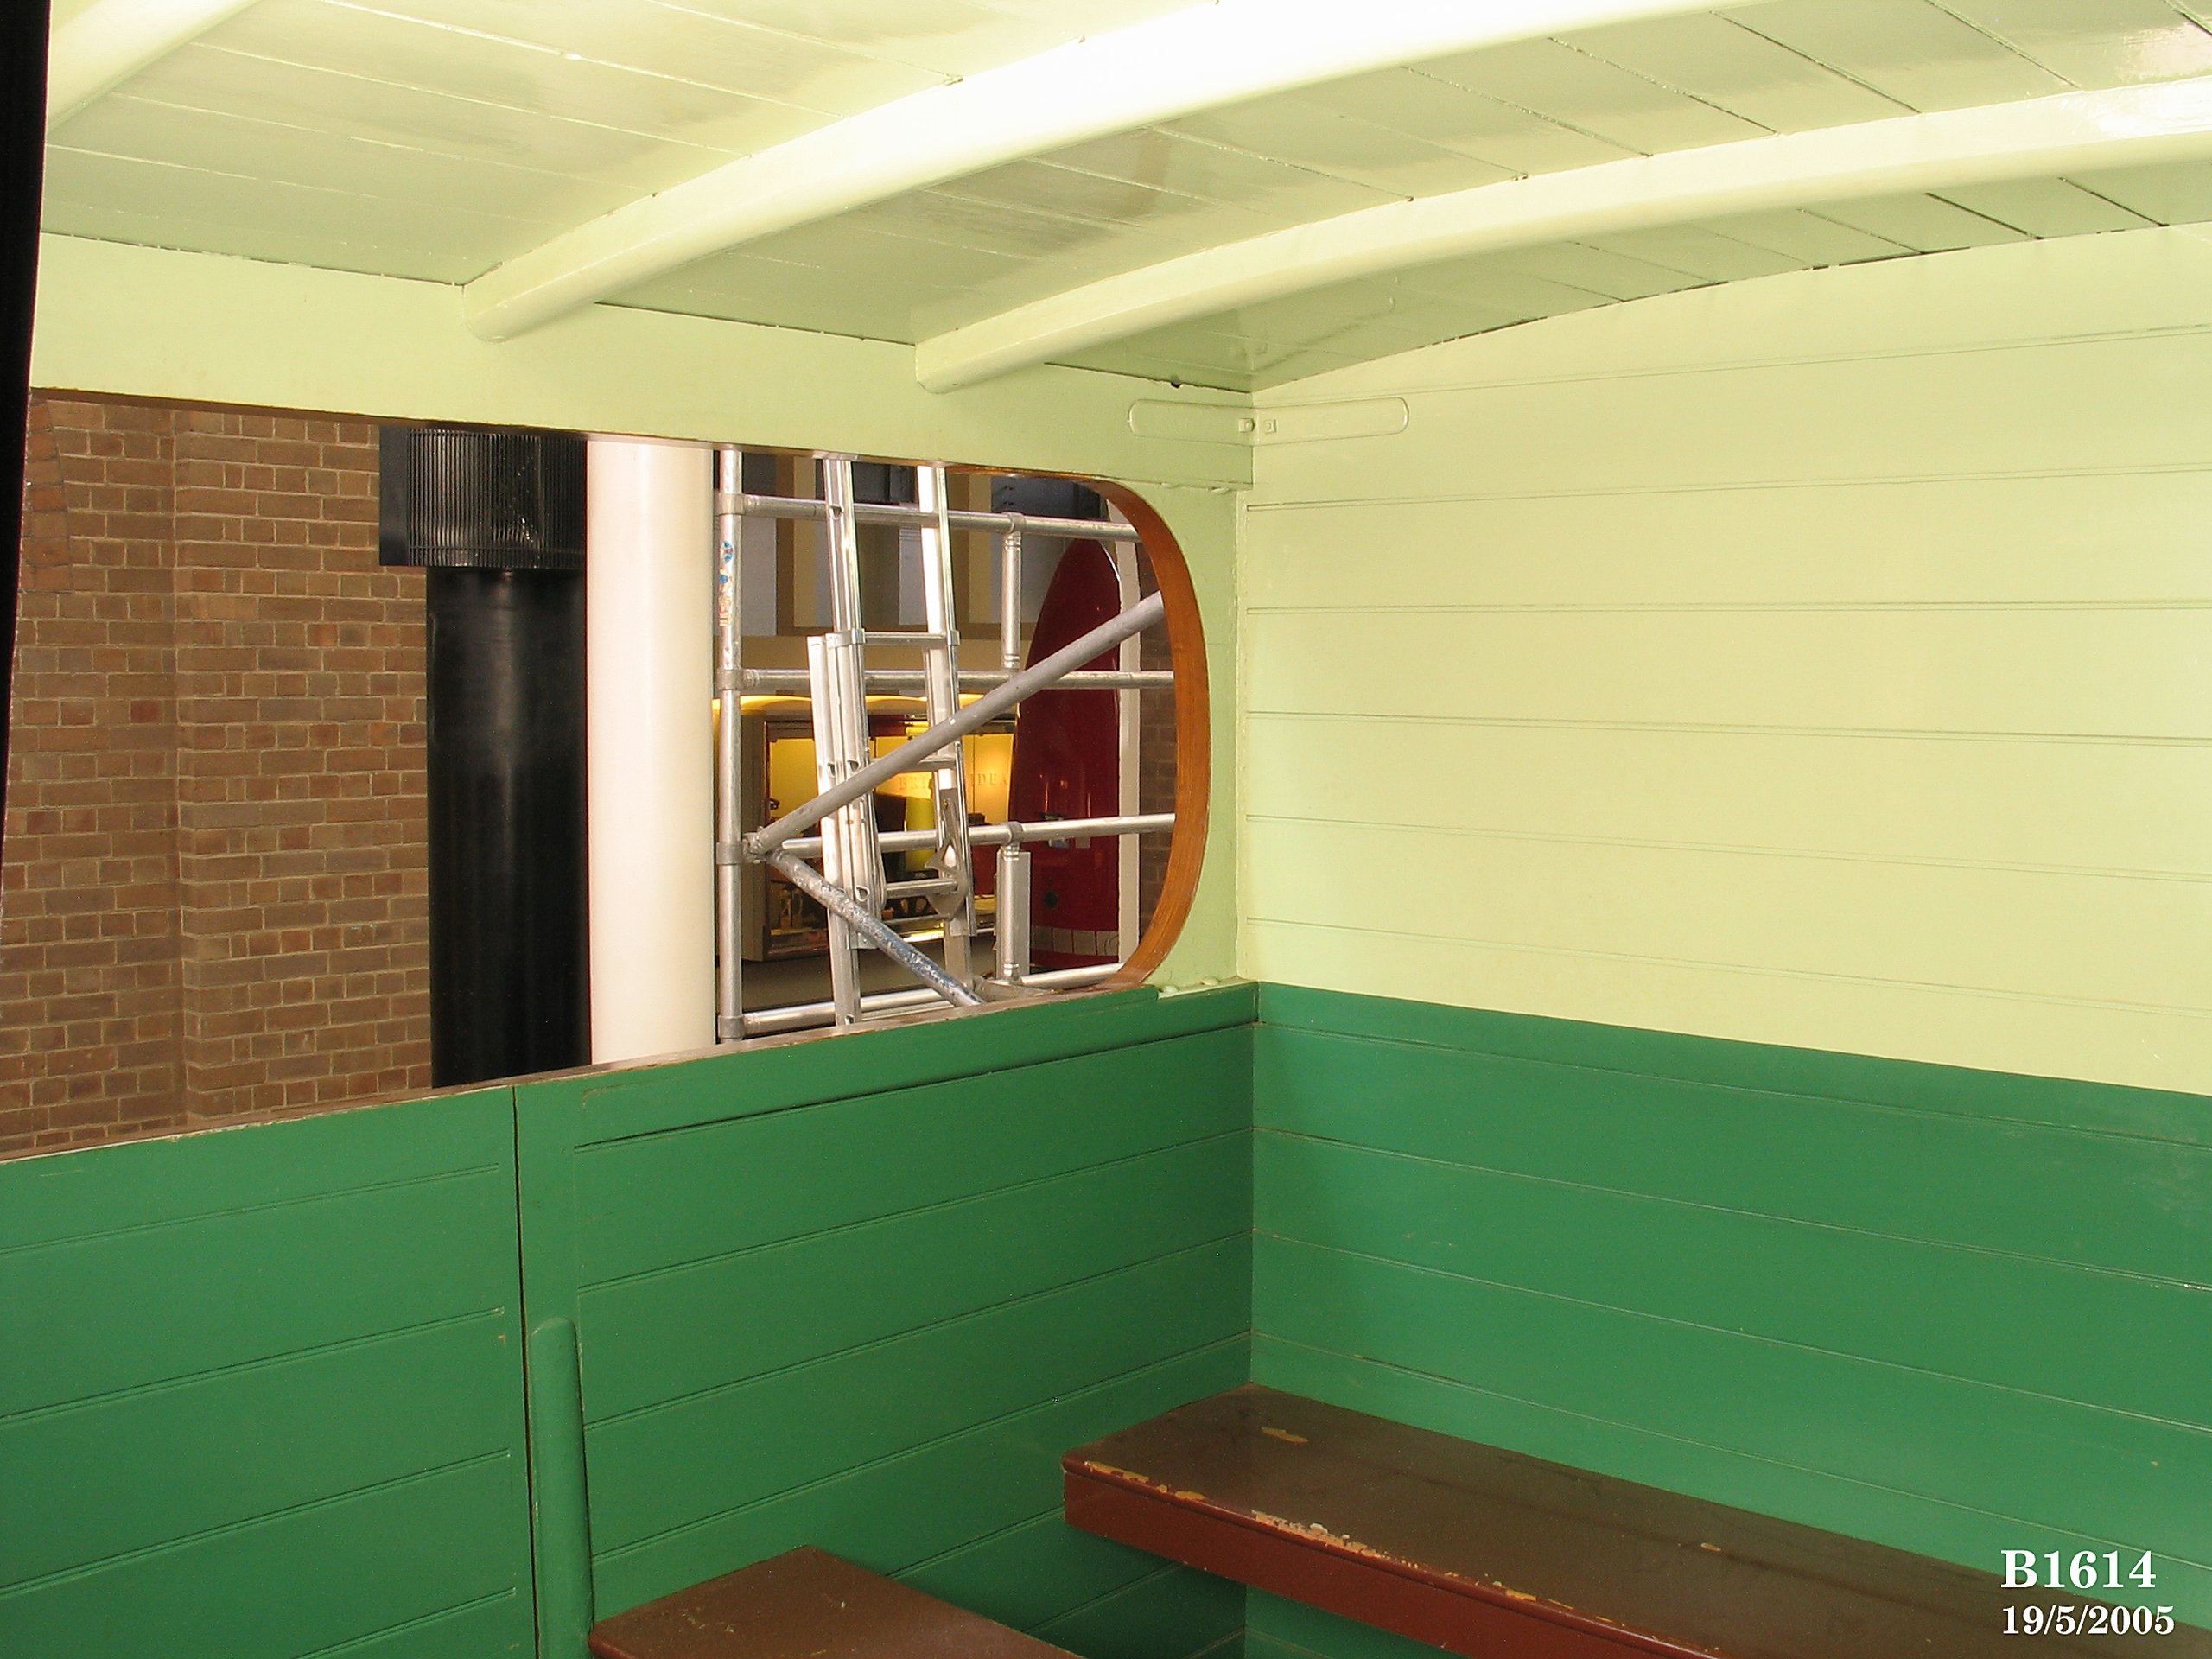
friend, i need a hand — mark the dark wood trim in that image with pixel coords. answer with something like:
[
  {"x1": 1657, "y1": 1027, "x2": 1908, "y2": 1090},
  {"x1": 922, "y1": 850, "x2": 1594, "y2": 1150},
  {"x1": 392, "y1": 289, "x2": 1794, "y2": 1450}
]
[
  {"x1": 1063, "y1": 1386, "x2": 2212, "y2": 1659},
  {"x1": 587, "y1": 1546, "x2": 1074, "y2": 1659},
  {"x1": 1084, "y1": 478, "x2": 1208, "y2": 988},
  {"x1": 1065, "y1": 1468, "x2": 1688, "y2": 1659}
]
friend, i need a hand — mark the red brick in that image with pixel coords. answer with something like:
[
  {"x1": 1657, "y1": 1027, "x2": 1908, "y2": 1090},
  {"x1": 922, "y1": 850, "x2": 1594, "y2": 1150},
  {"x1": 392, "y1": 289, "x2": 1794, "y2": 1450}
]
[{"x1": 4, "y1": 392, "x2": 428, "y2": 1154}]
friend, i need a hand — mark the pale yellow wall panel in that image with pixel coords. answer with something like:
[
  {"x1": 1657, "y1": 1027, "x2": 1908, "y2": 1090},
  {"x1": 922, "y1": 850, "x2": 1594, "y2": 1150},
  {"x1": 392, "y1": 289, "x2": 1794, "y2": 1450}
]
[
  {"x1": 1245, "y1": 818, "x2": 2212, "y2": 1022},
  {"x1": 1245, "y1": 608, "x2": 2212, "y2": 741},
  {"x1": 1241, "y1": 920, "x2": 2212, "y2": 1096},
  {"x1": 1245, "y1": 474, "x2": 2212, "y2": 611},
  {"x1": 1251, "y1": 331, "x2": 2212, "y2": 507},
  {"x1": 1245, "y1": 219, "x2": 2212, "y2": 1090},
  {"x1": 1243, "y1": 718, "x2": 2212, "y2": 882}
]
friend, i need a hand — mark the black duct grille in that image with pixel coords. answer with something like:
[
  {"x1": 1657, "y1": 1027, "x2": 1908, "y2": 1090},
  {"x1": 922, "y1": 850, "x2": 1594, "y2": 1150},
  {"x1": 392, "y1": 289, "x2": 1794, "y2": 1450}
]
[
  {"x1": 380, "y1": 426, "x2": 587, "y2": 571},
  {"x1": 993, "y1": 474, "x2": 1105, "y2": 521}
]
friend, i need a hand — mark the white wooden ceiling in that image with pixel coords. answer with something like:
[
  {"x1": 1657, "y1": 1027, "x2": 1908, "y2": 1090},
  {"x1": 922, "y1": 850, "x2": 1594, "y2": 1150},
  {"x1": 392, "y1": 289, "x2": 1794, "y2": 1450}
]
[{"x1": 43, "y1": 0, "x2": 2212, "y2": 391}]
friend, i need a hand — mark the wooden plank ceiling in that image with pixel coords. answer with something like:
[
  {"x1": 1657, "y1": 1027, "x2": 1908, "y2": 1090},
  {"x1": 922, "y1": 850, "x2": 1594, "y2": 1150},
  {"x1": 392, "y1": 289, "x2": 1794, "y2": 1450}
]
[{"x1": 43, "y1": 0, "x2": 2212, "y2": 391}]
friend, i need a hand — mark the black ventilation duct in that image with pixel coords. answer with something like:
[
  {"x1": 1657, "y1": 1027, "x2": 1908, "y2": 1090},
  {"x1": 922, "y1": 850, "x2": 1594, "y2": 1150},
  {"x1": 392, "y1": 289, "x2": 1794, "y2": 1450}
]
[
  {"x1": 993, "y1": 474, "x2": 1105, "y2": 521},
  {"x1": 380, "y1": 426, "x2": 586, "y2": 571},
  {"x1": 382, "y1": 426, "x2": 589, "y2": 1087}
]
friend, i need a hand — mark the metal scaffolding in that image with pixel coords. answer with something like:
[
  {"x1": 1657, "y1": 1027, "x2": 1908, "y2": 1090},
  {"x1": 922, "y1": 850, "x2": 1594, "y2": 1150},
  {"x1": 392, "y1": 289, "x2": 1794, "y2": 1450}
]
[{"x1": 714, "y1": 452, "x2": 1174, "y2": 1039}]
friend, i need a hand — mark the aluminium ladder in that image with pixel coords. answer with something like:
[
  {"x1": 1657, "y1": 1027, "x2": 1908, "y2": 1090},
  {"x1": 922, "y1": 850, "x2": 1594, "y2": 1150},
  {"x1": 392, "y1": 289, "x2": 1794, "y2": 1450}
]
[{"x1": 714, "y1": 451, "x2": 1174, "y2": 1038}]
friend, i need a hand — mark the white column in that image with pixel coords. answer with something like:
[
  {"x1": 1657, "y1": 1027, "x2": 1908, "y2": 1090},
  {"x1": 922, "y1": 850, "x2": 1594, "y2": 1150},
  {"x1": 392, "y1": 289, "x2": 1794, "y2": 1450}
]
[{"x1": 587, "y1": 437, "x2": 715, "y2": 1063}]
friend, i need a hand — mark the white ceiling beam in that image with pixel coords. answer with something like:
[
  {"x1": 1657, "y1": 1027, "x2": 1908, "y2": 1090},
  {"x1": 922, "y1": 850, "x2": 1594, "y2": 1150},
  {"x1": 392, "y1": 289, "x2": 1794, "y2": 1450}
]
[
  {"x1": 461, "y1": 0, "x2": 1730, "y2": 343},
  {"x1": 47, "y1": 0, "x2": 263, "y2": 129},
  {"x1": 913, "y1": 75, "x2": 2212, "y2": 391}
]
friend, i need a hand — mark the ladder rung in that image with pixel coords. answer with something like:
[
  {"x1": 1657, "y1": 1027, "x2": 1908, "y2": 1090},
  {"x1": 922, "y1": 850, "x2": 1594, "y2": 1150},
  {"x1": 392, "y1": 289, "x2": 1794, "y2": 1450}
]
[{"x1": 885, "y1": 875, "x2": 960, "y2": 900}]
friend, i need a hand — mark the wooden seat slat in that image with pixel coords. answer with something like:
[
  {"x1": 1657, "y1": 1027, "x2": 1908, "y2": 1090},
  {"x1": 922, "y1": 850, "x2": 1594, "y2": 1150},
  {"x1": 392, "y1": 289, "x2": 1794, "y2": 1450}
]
[
  {"x1": 587, "y1": 1547, "x2": 1076, "y2": 1659},
  {"x1": 1063, "y1": 1385, "x2": 2211, "y2": 1659}
]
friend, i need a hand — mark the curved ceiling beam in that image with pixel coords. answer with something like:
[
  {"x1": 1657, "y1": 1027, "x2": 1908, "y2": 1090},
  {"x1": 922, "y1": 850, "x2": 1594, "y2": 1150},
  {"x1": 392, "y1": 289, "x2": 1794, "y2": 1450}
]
[
  {"x1": 461, "y1": 0, "x2": 1729, "y2": 343},
  {"x1": 916, "y1": 75, "x2": 2212, "y2": 391},
  {"x1": 47, "y1": 0, "x2": 263, "y2": 129}
]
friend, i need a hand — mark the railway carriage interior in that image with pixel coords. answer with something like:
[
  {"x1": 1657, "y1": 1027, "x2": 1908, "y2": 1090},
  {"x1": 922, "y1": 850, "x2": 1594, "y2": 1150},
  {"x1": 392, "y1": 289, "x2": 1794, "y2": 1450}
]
[{"x1": 6, "y1": 2, "x2": 2212, "y2": 1656}]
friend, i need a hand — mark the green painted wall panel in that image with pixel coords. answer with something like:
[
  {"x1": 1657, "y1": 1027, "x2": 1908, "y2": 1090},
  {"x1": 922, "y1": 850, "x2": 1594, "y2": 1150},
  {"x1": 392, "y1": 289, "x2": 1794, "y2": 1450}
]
[
  {"x1": 0, "y1": 1089, "x2": 512, "y2": 1248},
  {"x1": 1259, "y1": 982, "x2": 2212, "y2": 1147},
  {"x1": 1246, "y1": 1592, "x2": 1443, "y2": 1659},
  {"x1": 589, "y1": 1236, "x2": 1250, "y2": 1554},
  {"x1": 1255, "y1": 1135, "x2": 2203, "y2": 1421},
  {"x1": 899, "y1": 1510, "x2": 1184, "y2": 1633},
  {"x1": 573, "y1": 1025, "x2": 1251, "y2": 1286},
  {"x1": 517, "y1": 988, "x2": 1257, "y2": 1659},
  {"x1": 588, "y1": 1340, "x2": 1247, "y2": 1618},
  {"x1": 312, "y1": 1593, "x2": 536, "y2": 1659},
  {"x1": 1248, "y1": 986, "x2": 2212, "y2": 1646},
  {"x1": 1255, "y1": 1024, "x2": 2212, "y2": 1281},
  {"x1": 1033, "y1": 1563, "x2": 1247, "y2": 1659},
  {"x1": 1259, "y1": 1240, "x2": 2212, "y2": 1567},
  {"x1": 584, "y1": 1132, "x2": 1249, "y2": 1420},
  {"x1": 0, "y1": 1091, "x2": 537, "y2": 1659},
  {"x1": 0, "y1": 1169, "x2": 520, "y2": 1416},
  {"x1": 0, "y1": 1459, "x2": 529, "y2": 1657},
  {"x1": 1, "y1": 1313, "x2": 518, "y2": 1585}
]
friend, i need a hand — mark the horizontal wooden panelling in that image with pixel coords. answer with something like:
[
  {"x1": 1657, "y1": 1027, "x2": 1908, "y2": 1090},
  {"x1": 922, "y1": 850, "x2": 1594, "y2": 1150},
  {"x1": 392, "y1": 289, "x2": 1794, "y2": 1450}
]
[
  {"x1": 1243, "y1": 234, "x2": 2212, "y2": 1090},
  {"x1": 0, "y1": 1315, "x2": 519, "y2": 1586},
  {"x1": 1254, "y1": 1023, "x2": 2212, "y2": 1276},
  {"x1": 1248, "y1": 988, "x2": 2212, "y2": 1636},
  {"x1": 1244, "y1": 918, "x2": 2212, "y2": 1096},
  {"x1": 582, "y1": 1132, "x2": 1249, "y2": 1421},
  {"x1": 1246, "y1": 607, "x2": 2212, "y2": 740},
  {"x1": 572, "y1": 1024, "x2": 1250, "y2": 1287},
  {"x1": 1251, "y1": 330, "x2": 2212, "y2": 508},
  {"x1": 519, "y1": 989, "x2": 1255, "y2": 1659},
  {"x1": 1247, "y1": 817, "x2": 2212, "y2": 1016},
  {"x1": 563, "y1": 985, "x2": 1254, "y2": 1155},
  {"x1": 0, "y1": 1092, "x2": 535, "y2": 1659},
  {"x1": 1030, "y1": 1560, "x2": 1245, "y2": 1659},
  {"x1": 1256, "y1": 1133, "x2": 2205, "y2": 1420},
  {"x1": 586, "y1": 1238, "x2": 1251, "y2": 1553},
  {"x1": 0, "y1": 1165, "x2": 518, "y2": 1417},
  {"x1": 1244, "y1": 473, "x2": 2212, "y2": 613},
  {"x1": 1245, "y1": 718, "x2": 2212, "y2": 883},
  {"x1": 1246, "y1": 1590, "x2": 1442, "y2": 1659},
  {"x1": 590, "y1": 1343, "x2": 1249, "y2": 1620},
  {"x1": 0, "y1": 1459, "x2": 530, "y2": 1658},
  {"x1": 1256, "y1": 1243, "x2": 2212, "y2": 1554},
  {"x1": 901, "y1": 1511, "x2": 1180, "y2": 1636}
]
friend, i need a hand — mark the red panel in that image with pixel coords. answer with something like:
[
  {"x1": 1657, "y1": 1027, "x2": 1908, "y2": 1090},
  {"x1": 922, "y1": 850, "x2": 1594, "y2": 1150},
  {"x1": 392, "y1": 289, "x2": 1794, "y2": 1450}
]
[{"x1": 1005, "y1": 539, "x2": 1121, "y2": 963}]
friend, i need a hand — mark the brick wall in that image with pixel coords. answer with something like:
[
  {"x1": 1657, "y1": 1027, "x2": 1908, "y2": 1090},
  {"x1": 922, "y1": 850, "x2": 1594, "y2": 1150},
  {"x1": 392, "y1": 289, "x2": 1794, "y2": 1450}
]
[
  {"x1": 0, "y1": 398, "x2": 187, "y2": 1151},
  {"x1": 167, "y1": 409, "x2": 429, "y2": 1119},
  {"x1": 1, "y1": 396, "x2": 429, "y2": 1155}
]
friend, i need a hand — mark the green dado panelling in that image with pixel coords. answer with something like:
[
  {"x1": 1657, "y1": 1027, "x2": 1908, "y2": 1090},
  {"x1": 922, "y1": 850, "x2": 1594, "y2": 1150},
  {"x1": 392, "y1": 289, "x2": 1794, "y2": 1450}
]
[
  {"x1": 514, "y1": 986, "x2": 1257, "y2": 1659},
  {"x1": 1252, "y1": 982, "x2": 2212, "y2": 1642},
  {"x1": 12, "y1": 975, "x2": 2201, "y2": 1659},
  {"x1": 0, "y1": 1090, "x2": 537, "y2": 1659}
]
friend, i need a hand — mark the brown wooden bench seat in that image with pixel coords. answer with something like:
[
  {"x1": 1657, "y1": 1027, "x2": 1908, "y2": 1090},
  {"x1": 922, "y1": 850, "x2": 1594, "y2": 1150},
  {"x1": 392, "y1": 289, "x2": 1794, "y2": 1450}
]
[
  {"x1": 587, "y1": 1547, "x2": 1076, "y2": 1659},
  {"x1": 1064, "y1": 1384, "x2": 2212, "y2": 1659}
]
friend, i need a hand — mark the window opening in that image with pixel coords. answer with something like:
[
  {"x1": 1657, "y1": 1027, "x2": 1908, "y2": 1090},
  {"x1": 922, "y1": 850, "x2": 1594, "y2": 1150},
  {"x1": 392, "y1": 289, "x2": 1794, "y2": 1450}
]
[{"x1": 715, "y1": 451, "x2": 1191, "y2": 1038}]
